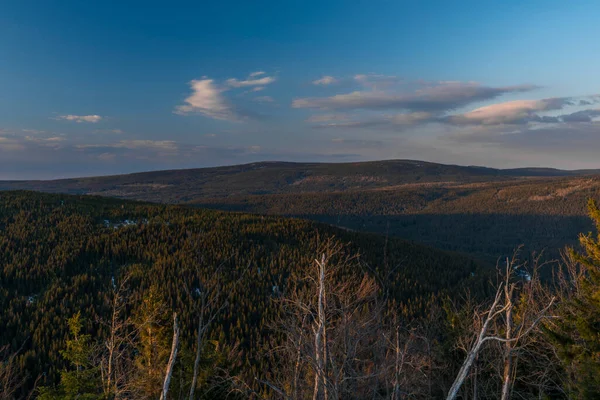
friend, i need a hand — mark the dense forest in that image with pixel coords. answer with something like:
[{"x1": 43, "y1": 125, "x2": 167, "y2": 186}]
[
  {"x1": 2, "y1": 190, "x2": 600, "y2": 398},
  {"x1": 1, "y1": 191, "x2": 487, "y2": 399},
  {"x1": 3, "y1": 161, "x2": 599, "y2": 264},
  {"x1": 192, "y1": 177, "x2": 600, "y2": 263}
]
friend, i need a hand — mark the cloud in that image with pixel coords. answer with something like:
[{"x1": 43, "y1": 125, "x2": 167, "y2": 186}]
[
  {"x1": 176, "y1": 72, "x2": 276, "y2": 120},
  {"x1": 447, "y1": 97, "x2": 600, "y2": 126},
  {"x1": 113, "y1": 140, "x2": 178, "y2": 150},
  {"x1": 391, "y1": 112, "x2": 435, "y2": 126},
  {"x1": 560, "y1": 109, "x2": 600, "y2": 122},
  {"x1": 175, "y1": 79, "x2": 237, "y2": 120},
  {"x1": 312, "y1": 76, "x2": 338, "y2": 85},
  {"x1": 310, "y1": 112, "x2": 437, "y2": 130},
  {"x1": 226, "y1": 74, "x2": 276, "y2": 88},
  {"x1": 78, "y1": 140, "x2": 178, "y2": 151},
  {"x1": 293, "y1": 82, "x2": 538, "y2": 112},
  {"x1": 447, "y1": 98, "x2": 569, "y2": 125},
  {"x1": 56, "y1": 115, "x2": 102, "y2": 123}
]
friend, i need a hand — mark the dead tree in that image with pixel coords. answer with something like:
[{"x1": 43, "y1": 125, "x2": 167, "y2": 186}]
[
  {"x1": 160, "y1": 313, "x2": 180, "y2": 400},
  {"x1": 97, "y1": 274, "x2": 136, "y2": 399},
  {"x1": 446, "y1": 254, "x2": 556, "y2": 400},
  {"x1": 0, "y1": 344, "x2": 27, "y2": 400},
  {"x1": 261, "y1": 239, "x2": 383, "y2": 400}
]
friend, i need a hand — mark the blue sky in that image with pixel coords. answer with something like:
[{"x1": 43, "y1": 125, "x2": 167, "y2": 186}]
[{"x1": 2, "y1": 0, "x2": 600, "y2": 179}]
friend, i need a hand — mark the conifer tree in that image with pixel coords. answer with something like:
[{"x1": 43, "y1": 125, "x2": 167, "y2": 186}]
[
  {"x1": 38, "y1": 312, "x2": 102, "y2": 400},
  {"x1": 549, "y1": 198, "x2": 600, "y2": 399}
]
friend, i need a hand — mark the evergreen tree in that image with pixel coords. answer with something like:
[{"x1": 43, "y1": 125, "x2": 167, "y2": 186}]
[
  {"x1": 38, "y1": 312, "x2": 102, "y2": 400},
  {"x1": 550, "y1": 198, "x2": 600, "y2": 399}
]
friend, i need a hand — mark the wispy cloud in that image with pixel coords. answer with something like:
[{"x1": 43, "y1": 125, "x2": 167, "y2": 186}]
[
  {"x1": 56, "y1": 115, "x2": 103, "y2": 123},
  {"x1": 293, "y1": 82, "x2": 538, "y2": 112},
  {"x1": 447, "y1": 96, "x2": 600, "y2": 125},
  {"x1": 78, "y1": 140, "x2": 178, "y2": 151},
  {"x1": 312, "y1": 76, "x2": 338, "y2": 85},
  {"x1": 226, "y1": 73, "x2": 276, "y2": 88}
]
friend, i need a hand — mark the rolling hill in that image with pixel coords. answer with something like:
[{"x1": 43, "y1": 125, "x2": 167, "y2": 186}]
[
  {"x1": 2, "y1": 159, "x2": 599, "y2": 262},
  {"x1": 1, "y1": 160, "x2": 599, "y2": 203}
]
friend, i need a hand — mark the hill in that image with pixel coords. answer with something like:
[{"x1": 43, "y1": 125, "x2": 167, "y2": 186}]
[
  {"x1": 3, "y1": 160, "x2": 599, "y2": 262},
  {"x1": 1, "y1": 160, "x2": 598, "y2": 203},
  {"x1": 0, "y1": 191, "x2": 485, "y2": 395}
]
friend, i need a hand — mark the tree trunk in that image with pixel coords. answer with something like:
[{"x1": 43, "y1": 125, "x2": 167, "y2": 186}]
[
  {"x1": 189, "y1": 297, "x2": 206, "y2": 400},
  {"x1": 160, "y1": 313, "x2": 180, "y2": 400},
  {"x1": 313, "y1": 255, "x2": 328, "y2": 400},
  {"x1": 500, "y1": 292, "x2": 514, "y2": 400}
]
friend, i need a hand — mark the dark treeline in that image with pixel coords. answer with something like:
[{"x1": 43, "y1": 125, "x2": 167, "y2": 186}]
[{"x1": 1, "y1": 191, "x2": 599, "y2": 398}]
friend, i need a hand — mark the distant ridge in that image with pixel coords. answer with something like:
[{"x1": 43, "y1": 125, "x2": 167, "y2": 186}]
[{"x1": 1, "y1": 159, "x2": 599, "y2": 203}]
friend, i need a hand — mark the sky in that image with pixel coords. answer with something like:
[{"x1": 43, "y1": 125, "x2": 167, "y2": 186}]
[{"x1": 2, "y1": 0, "x2": 600, "y2": 179}]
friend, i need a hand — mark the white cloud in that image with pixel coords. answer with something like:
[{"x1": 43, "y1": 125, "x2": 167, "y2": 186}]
[
  {"x1": 176, "y1": 72, "x2": 276, "y2": 120},
  {"x1": 226, "y1": 75, "x2": 276, "y2": 88},
  {"x1": 56, "y1": 115, "x2": 103, "y2": 123},
  {"x1": 175, "y1": 79, "x2": 237, "y2": 120},
  {"x1": 312, "y1": 76, "x2": 338, "y2": 85}
]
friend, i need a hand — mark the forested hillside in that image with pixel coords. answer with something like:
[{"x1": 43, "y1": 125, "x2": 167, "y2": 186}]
[
  {"x1": 192, "y1": 176, "x2": 600, "y2": 262},
  {"x1": 2, "y1": 161, "x2": 599, "y2": 263},
  {"x1": 0, "y1": 191, "x2": 485, "y2": 398},
  {"x1": 1, "y1": 160, "x2": 598, "y2": 203}
]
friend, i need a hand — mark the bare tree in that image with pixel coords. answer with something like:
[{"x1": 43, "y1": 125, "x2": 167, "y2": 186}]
[
  {"x1": 262, "y1": 238, "x2": 384, "y2": 400},
  {"x1": 97, "y1": 274, "x2": 137, "y2": 399},
  {"x1": 0, "y1": 344, "x2": 27, "y2": 400},
  {"x1": 446, "y1": 253, "x2": 556, "y2": 400},
  {"x1": 160, "y1": 313, "x2": 180, "y2": 400}
]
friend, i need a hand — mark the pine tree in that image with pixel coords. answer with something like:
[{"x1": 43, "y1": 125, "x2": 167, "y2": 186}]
[
  {"x1": 550, "y1": 198, "x2": 600, "y2": 399},
  {"x1": 38, "y1": 312, "x2": 102, "y2": 400}
]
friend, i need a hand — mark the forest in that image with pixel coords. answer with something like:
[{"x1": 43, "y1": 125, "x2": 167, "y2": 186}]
[{"x1": 1, "y1": 190, "x2": 600, "y2": 399}]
